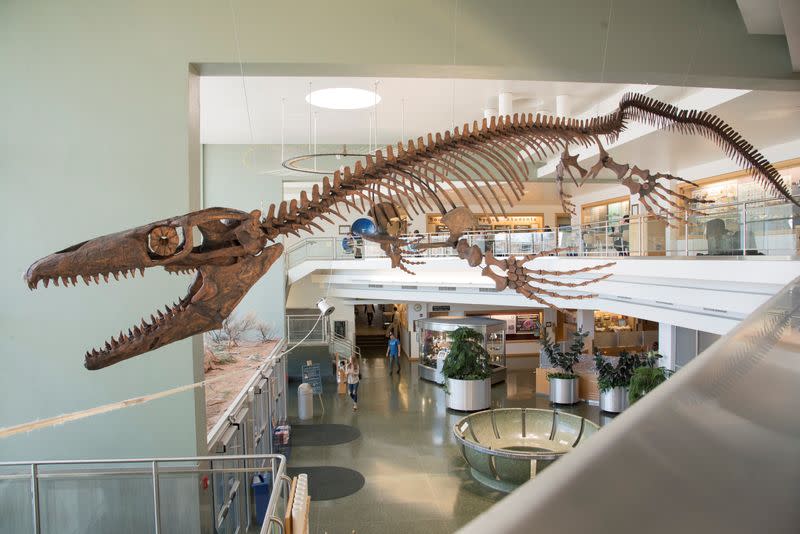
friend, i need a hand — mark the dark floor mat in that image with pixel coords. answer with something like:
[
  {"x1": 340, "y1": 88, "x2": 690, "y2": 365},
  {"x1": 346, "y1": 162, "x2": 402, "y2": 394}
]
[
  {"x1": 287, "y1": 466, "x2": 364, "y2": 501},
  {"x1": 291, "y1": 424, "x2": 361, "y2": 446}
]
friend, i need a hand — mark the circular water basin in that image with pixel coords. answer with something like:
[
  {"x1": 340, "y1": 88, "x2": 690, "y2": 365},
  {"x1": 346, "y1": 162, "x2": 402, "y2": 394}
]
[{"x1": 453, "y1": 408, "x2": 599, "y2": 492}]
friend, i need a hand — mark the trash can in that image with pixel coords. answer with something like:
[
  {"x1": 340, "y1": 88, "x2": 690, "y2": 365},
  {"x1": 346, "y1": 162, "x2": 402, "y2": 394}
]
[
  {"x1": 298, "y1": 383, "x2": 313, "y2": 420},
  {"x1": 251, "y1": 473, "x2": 272, "y2": 524}
]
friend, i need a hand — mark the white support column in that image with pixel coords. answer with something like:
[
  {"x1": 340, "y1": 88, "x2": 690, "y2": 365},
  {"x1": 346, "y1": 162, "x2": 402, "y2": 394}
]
[
  {"x1": 658, "y1": 323, "x2": 677, "y2": 371},
  {"x1": 499, "y1": 92, "x2": 513, "y2": 117},
  {"x1": 575, "y1": 309, "x2": 595, "y2": 353},
  {"x1": 556, "y1": 94, "x2": 571, "y2": 117},
  {"x1": 406, "y1": 302, "x2": 427, "y2": 360},
  {"x1": 483, "y1": 107, "x2": 498, "y2": 119}
]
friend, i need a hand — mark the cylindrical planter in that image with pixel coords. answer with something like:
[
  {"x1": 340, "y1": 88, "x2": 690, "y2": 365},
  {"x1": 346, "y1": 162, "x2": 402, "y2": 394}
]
[
  {"x1": 446, "y1": 378, "x2": 491, "y2": 411},
  {"x1": 599, "y1": 386, "x2": 629, "y2": 413},
  {"x1": 549, "y1": 377, "x2": 579, "y2": 405}
]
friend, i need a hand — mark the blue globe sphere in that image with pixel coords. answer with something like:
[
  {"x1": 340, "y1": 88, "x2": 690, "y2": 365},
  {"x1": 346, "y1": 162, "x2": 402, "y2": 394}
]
[{"x1": 350, "y1": 217, "x2": 377, "y2": 236}]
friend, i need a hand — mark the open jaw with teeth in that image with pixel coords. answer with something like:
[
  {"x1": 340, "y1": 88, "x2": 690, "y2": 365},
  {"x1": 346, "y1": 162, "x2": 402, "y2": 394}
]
[{"x1": 24, "y1": 207, "x2": 283, "y2": 370}]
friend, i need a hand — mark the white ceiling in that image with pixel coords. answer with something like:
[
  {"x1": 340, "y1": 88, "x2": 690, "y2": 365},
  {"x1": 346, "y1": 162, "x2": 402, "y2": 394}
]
[
  {"x1": 200, "y1": 76, "x2": 635, "y2": 145},
  {"x1": 201, "y1": 75, "x2": 800, "y2": 180}
]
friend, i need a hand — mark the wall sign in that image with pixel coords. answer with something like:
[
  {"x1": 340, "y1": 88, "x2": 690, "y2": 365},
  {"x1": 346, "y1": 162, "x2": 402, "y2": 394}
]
[{"x1": 431, "y1": 305, "x2": 450, "y2": 312}]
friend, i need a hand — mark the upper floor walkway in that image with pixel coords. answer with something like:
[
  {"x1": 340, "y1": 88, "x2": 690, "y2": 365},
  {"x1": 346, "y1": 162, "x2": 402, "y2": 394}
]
[{"x1": 286, "y1": 197, "x2": 799, "y2": 335}]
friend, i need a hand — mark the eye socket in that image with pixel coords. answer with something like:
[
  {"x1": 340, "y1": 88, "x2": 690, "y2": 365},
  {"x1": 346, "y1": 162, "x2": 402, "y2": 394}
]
[{"x1": 148, "y1": 226, "x2": 184, "y2": 257}]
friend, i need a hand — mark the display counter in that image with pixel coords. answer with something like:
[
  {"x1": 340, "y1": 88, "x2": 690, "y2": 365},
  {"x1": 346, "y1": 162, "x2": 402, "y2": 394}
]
[{"x1": 415, "y1": 316, "x2": 507, "y2": 385}]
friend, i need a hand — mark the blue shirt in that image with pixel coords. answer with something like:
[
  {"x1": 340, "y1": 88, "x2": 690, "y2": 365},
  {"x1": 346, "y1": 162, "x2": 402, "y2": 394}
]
[{"x1": 388, "y1": 338, "x2": 400, "y2": 356}]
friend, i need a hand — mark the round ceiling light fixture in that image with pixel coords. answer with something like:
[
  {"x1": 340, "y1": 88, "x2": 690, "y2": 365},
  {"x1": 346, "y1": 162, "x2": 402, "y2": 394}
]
[{"x1": 305, "y1": 88, "x2": 381, "y2": 110}]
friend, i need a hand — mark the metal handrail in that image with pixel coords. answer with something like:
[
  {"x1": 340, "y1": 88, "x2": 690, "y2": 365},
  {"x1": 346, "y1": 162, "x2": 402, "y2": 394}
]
[
  {"x1": 285, "y1": 196, "x2": 798, "y2": 267},
  {"x1": 0, "y1": 454, "x2": 289, "y2": 534}
]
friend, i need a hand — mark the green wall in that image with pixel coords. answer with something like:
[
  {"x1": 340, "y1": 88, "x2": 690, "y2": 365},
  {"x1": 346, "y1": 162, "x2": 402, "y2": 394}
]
[{"x1": 1, "y1": 0, "x2": 797, "y2": 462}]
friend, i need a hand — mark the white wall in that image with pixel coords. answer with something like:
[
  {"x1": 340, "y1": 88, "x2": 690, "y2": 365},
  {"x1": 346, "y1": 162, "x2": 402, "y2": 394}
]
[{"x1": 203, "y1": 145, "x2": 286, "y2": 336}]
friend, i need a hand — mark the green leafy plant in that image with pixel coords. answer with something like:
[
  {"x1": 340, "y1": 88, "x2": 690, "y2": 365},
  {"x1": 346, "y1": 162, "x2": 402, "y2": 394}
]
[
  {"x1": 628, "y1": 366, "x2": 669, "y2": 404},
  {"x1": 542, "y1": 328, "x2": 587, "y2": 381},
  {"x1": 594, "y1": 350, "x2": 663, "y2": 392},
  {"x1": 441, "y1": 327, "x2": 491, "y2": 381}
]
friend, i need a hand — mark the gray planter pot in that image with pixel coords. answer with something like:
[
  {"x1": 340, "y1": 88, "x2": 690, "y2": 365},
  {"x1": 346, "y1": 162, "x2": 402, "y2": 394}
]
[
  {"x1": 549, "y1": 377, "x2": 579, "y2": 404},
  {"x1": 446, "y1": 378, "x2": 491, "y2": 411},
  {"x1": 599, "y1": 386, "x2": 629, "y2": 413}
]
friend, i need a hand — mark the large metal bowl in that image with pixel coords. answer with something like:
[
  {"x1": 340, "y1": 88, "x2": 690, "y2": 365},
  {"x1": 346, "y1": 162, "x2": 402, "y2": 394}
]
[{"x1": 453, "y1": 408, "x2": 599, "y2": 492}]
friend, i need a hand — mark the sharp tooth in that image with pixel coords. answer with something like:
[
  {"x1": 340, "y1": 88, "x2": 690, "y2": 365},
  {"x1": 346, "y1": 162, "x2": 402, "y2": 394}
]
[
  {"x1": 157, "y1": 310, "x2": 165, "y2": 320},
  {"x1": 113, "y1": 271, "x2": 120, "y2": 281},
  {"x1": 150, "y1": 314, "x2": 157, "y2": 324},
  {"x1": 71, "y1": 276, "x2": 78, "y2": 285},
  {"x1": 129, "y1": 269, "x2": 135, "y2": 278},
  {"x1": 53, "y1": 277, "x2": 59, "y2": 287},
  {"x1": 121, "y1": 271, "x2": 128, "y2": 279},
  {"x1": 139, "y1": 268, "x2": 145, "y2": 276},
  {"x1": 105, "y1": 341, "x2": 112, "y2": 351},
  {"x1": 102, "y1": 273, "x2": 109, "y2": 283},
  {"x1": 92, "y1": 274, "x2": 100, "y2": 284},
  {"x1": 164, "y1": 305, "x2": 172, "y2": 314},
  {"x1": 60, "y1": 276, "x2": 69, "y2": 286},
  {"x1": 134, "y1": 326, "x2": 142, "y2": 336},
  {"x1": 82, "y1": 275, "x2": 90, "y2": 285},
  {"x1": 92, "y1": 349, "x2": 99, "y2": 356},
  {"x1": 85, "y1": 351, "x2": 91, "y2": 358},
  {"x1": 110, "y1": 338, "x2": 119, "y2": 348},
  {"x1": 43, "y1": 278, "x2": 50, "y2": 288}
]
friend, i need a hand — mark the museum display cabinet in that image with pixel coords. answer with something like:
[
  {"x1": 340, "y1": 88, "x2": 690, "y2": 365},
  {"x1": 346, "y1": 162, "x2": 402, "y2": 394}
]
[{"x1": 416, "y1": 316, "x2": 507, "y2": 385}]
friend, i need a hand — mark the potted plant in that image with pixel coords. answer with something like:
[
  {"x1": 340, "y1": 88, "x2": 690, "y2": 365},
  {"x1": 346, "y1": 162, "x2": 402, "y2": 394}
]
[
  {"x1": 628, "y1": 357, "x2": 670, "y2": 404},
  {"x1": 442, "y1": 326, "x2": 492, "y2": 411},
  {"x1": 594, "y1": 350, "x2": 635, "y2": 413},
  {"x1": 595, "y1": 350, "x2": 663, "y2": 412},
  {"x1": 541, "y1": 328, "x2": 587, "y2": 405}
]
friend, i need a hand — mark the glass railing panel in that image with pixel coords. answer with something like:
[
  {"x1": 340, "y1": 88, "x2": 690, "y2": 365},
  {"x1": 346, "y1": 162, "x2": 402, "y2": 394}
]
[
  {"x1": 0, "y1": 465, "x2": 33, "y2": 533},
  {"x1": 155, "y1": 464, "x2": 207, "y2": 533},
  {"x1": 304, "y1": 238, "x2": 334, "y2": 260},
  {"x1": 37, "y1": 462, "x2": 156, "y2": 534},
  {"x1": 745, "y1": 200, "x2": 795, "y2": 255},
  {"x1": 286, "y1": 243, "x2": 308, "y2": 268}
]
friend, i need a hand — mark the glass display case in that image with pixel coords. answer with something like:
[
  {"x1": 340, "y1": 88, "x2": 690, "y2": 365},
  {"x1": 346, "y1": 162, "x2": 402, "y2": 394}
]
[{"x1": 415, "y1": 316, "x2": 506, "y2": 385}]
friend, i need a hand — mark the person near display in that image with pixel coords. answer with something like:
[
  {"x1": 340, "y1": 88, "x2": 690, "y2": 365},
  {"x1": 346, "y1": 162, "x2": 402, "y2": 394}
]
[
  {"x1": 612, "y1": 215, "x2": 630, "y2": 256},
  {"x1": 366, "y1": 303, "x2": 375, "y2": 325},
  {"x1": 387, "y1": 332, "x2": 401, "y2": 375},
  {"x1": 346, "y1": 355, "x2": 360, "y2": 411}
]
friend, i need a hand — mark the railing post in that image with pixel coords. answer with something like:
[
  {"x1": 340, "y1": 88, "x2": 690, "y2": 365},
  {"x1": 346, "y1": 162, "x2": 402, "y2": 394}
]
[
  {"x1": 152, "y1": 461, "x2": 161, "y2": 534},
  {"x1": 684, "y1": 210, "x2": 689, "y2": 256},
  {"x1": 638, "y1": 215, "x2": 644, "y2": 257},
  {"x1": 742, "y1": 202, "x2": 748, "y2": 254},
  {"x1": 31, "y1": 463, "x2": 40, "y2": 534}
]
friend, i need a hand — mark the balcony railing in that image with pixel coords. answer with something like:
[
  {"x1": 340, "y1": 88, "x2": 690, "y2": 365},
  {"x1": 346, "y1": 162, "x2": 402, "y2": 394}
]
[
  {"x1": 286, "y1": 197, "x2": 798, "y2": 269},
  {"x1": 0, "y1": 454, "x2": 290, "y2": 534}
]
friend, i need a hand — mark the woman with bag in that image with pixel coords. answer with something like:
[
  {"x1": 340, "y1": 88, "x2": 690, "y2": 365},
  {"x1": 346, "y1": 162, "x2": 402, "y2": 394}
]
[{"x1": 345, "y1": 355, "x2": 361, "y2": 411}]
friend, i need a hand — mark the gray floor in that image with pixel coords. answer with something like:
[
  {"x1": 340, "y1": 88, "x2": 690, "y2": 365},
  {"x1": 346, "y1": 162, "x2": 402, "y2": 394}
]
[{"x1": 287, "y1": 355, "x2": 607, "y2": 534}]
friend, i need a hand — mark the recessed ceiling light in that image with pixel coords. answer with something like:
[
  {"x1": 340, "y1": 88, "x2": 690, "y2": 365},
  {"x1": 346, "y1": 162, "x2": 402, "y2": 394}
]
[{"x1": 305, "y1": 88, "x2": 381, "y2": 110}]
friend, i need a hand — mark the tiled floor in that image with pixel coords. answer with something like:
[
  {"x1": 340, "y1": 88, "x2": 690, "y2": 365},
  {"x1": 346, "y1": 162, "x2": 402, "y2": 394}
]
[{"x1": 287, "y1": 356, "x2": 606, "y2": 534}]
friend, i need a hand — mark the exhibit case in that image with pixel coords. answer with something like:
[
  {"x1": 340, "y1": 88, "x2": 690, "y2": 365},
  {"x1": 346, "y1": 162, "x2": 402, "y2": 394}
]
[{"x1": 416, "y1": 316, "x2": 507, "y2": 385}]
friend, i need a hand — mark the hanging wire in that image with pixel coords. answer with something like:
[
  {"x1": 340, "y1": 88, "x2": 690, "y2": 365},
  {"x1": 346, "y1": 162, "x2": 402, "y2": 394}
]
[
  {"x1": 307, "y1": 81, "x2": 313, "y2": 153},
  {"x1": 228, "y1": 0, "x2": 255, "y2": 146},
  {"x1": 281, "y1": 97, "x2": 286, "y2": 162},
  {"x1": 599, "y1": 0, "x2": 614, "y2": 83}
]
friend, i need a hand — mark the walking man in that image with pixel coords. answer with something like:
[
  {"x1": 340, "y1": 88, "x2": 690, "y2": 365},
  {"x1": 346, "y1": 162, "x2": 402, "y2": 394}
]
[{"x1": 386, "y1": 332, "x2": 401, "y2": 375}]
